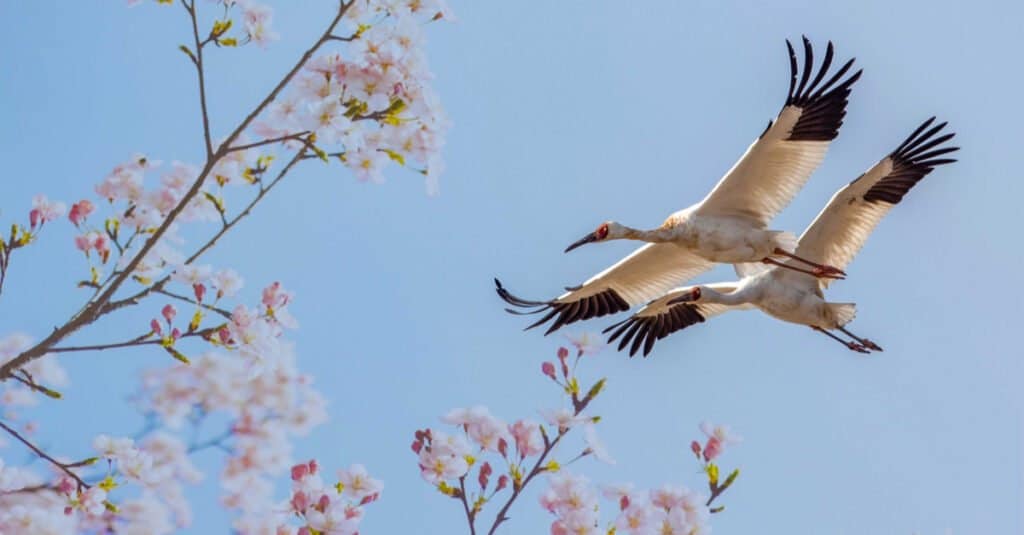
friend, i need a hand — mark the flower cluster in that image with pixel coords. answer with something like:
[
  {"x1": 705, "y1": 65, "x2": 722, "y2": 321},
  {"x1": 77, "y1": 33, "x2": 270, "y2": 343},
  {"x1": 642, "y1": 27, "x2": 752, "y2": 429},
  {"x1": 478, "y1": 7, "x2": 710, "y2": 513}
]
[
  {"x1": 255, "y1": 0, "x2": 453, "y2": 193},
  {"x1": 413, "y1": 335, "x2": 610, "y2": 533},
  {"x1": 273, "y1": 459, "x2": 382, "y2": 534},
  {"x1": 139, "y1": 283, "x2": 328, "y2": 532},
  {"x1": 0, "y1": 195, "x2": 68, "y2": 295},
  {"x1": 539, "y1": 420, "x2": 742, "y2": 535}
]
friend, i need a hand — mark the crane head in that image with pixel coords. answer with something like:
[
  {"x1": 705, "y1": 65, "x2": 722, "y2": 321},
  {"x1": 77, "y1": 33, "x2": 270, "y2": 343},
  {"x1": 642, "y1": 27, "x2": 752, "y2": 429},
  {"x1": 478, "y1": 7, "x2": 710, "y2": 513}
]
[
  {"x1": 564, "y1": 221, "x2": 617, "y2": 253},
  {"x1": 667, "y1": 287, "x2": 702, "y2": 305}
]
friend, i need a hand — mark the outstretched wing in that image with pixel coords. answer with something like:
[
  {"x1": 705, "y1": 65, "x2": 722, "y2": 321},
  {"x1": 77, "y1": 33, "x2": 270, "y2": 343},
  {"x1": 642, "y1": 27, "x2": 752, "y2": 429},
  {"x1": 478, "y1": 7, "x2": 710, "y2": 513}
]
[
  {"x1": 601, "y1": 284, "x2": 750, "y2": 357},
  {"x1": 496, "y1": 244, "x2": 713, "y2": 335},
  {"x1": 696, "y1": 37, "x2": 862, "y2": 227},
  {"x1": 784, "y1": 117, "x2": 959, "y2": 289}
]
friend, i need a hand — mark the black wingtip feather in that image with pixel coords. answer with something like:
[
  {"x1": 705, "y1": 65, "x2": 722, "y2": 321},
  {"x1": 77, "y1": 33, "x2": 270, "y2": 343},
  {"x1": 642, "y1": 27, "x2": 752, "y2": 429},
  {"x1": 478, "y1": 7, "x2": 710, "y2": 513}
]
[
  {"x1": 779, "y1": 38, "x2": 861, "y2": 142},
  {"x1": 604, "y1": 304, "x2": 708, "y2": 358},
  {"x1": 863, "y1": 118, "x2": 959, "y2": 204},
  {"x1": 496, "y1": 279, "x2": 631, "y2": 335}
]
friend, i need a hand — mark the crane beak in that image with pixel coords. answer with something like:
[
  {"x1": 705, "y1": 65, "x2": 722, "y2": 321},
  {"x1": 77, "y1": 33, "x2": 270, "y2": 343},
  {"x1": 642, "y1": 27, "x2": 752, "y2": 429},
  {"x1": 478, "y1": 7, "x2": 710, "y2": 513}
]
[{"x1": 564, "y1": 232, "x2": 598, "y2": 253}]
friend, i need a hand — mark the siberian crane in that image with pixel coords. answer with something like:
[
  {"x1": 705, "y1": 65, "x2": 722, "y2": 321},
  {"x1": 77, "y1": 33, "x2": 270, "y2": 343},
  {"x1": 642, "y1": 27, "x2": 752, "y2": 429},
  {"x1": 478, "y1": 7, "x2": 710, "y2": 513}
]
[
  {"x1": 603, "y1": 117, "x2": 959, "y2": 356},
  {"x1": 497, "y1": 37, "x2": 861, "y2": 335}
]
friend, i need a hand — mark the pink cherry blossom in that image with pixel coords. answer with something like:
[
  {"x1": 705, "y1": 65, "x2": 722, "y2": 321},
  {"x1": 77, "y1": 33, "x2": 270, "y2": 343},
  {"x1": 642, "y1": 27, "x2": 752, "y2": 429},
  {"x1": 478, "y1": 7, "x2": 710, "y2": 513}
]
[{"x1": 68, "y1": 200, "x2": 95, "y2": 226}]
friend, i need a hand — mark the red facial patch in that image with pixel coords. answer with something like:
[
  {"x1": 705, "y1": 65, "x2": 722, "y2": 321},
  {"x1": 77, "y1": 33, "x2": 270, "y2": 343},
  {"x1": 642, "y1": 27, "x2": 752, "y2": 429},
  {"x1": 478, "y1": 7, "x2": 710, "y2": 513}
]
[{"x1": 596, "y1": 224, "x2": 609, "y2": 240}]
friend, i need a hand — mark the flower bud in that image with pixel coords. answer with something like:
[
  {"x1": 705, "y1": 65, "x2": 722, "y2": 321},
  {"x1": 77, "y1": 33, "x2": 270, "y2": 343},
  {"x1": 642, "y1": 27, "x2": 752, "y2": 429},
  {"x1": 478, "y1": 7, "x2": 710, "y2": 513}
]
[
  {"x1": 161, "y1": 304, "x2": 177, "y2": 324},
  {"x1": 290, "y1": 463, "x2": 309, "y2": 481},
  {"x1": 703, "y1": 437, "x2": 722, "y2": 462},
  {"x1": 541, "y1": 361, "x2": 557, "y2": 380}
]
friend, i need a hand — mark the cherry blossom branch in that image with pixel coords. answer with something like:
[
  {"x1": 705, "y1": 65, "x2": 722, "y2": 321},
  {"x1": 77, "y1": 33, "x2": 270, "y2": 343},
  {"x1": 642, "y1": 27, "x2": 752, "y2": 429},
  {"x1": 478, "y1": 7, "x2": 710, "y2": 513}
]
[
  {"x1": 153, "y1": 287, "x2": 232, "y2": 318},
  {"x1": 226, "y1": 131, "x2": 311, "y2": 153},
  {"x1": 0, "y1": 420, "x2": 91, "y2": 492},
  {"x1": 485, "y1": 429, "x2": 566, "y2": 535},
  {"x1": 49, "y1": 327, "x2": 219, "y2": 354},
  {"x1": 103, "y1": 141, "x2": 312, "y2": 316},
  {"x1": 0, "y1": 1, "x2": 354, "y2": 380}
]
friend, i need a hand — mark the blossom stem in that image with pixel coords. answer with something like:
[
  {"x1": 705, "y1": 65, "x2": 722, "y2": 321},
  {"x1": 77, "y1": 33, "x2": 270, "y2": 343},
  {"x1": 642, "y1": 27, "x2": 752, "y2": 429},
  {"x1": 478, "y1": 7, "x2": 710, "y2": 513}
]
[
  {"x1": 0, "y1": 419, "x2": 90, "y2": 491},
  {"x1": 458, "y1": 476, "x2": 477, "y2": 535},
  {"x1": 154, "y1": 287, "x2": 232, "y2": 318}
]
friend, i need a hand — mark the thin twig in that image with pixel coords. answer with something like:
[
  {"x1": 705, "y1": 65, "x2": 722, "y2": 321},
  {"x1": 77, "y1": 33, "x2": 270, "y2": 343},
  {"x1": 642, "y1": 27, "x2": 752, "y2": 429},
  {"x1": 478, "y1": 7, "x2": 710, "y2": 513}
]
[
  {"x1": 227, "y1": 131, "x2": 311, "y2": 153},
  {"x1": 184, "y1": 0, "x2": 214, "y2": 158},
  {"x1": 0, "y1": 420, "x2": 89, "y2": 491}
]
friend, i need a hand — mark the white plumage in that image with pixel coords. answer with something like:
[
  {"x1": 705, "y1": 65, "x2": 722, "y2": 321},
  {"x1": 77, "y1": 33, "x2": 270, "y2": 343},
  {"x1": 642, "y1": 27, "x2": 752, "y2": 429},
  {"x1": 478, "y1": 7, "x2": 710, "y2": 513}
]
[
  {"x1": 605, "y1": 118, "x2": 959, "y2": 356},
  {"x1": 497, "y1": 37, "x2": 861, "y2": 335}
]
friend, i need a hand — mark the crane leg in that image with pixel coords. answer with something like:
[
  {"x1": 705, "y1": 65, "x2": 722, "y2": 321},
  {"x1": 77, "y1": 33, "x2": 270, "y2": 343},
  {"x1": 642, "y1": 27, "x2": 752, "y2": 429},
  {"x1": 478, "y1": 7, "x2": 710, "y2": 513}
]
[
  {"x1": 838, "y1": 326, "x2": 883, "y2": 352},
  {"x1": 812, "y1": 326, "x2": 870, "y2": 353},
  {"x1": 763, "y1": 258, "x2": 845, "y2": 280},
  {"x1": 772, "y1": 249, "x2": 846, "y2": 277}
]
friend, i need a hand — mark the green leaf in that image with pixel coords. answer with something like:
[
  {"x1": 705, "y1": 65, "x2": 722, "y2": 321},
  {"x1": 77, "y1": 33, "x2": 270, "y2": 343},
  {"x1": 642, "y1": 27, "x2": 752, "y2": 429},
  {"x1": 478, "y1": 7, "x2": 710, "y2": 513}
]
[
  {"x1": 178, "y1": 45, "x2": 197, "y2": 64},
  {"x1": 722, "y1": 468, "x2": 740, "y2": 489},
  {"x1": 202, "y1": 192, "x2": 225, "y2": 214},
  {"x1": 584, "y1": 378, "x2": 606, "y2": 400}
]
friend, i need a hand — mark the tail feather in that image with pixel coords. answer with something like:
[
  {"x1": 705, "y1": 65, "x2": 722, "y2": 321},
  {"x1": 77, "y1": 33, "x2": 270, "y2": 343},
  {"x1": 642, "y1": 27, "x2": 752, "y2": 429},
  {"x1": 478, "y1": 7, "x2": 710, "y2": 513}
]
[{"x1": 827, "y1": 303, "x2": 856, "y2": 327}]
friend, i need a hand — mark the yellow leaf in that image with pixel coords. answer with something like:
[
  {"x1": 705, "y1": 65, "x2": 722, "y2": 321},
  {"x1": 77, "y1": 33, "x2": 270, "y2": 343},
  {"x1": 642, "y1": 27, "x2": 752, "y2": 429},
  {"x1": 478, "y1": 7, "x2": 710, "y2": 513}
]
[
  {"x1": 545, "y1": 460, "x2": 560, "y2": 472},
  {"x1": 90, "y1": 267, "x2": 99, "y2": 285},
  {"x1": 133, "y1": 275, "x2": 152, "y2": 286},
  {"x1": 219, "y1": 37, "x2": 238, "y2": 47},
  {"x1": 706, "y1": 463, "x2": 719, "y2": 486},
  {"x1": 242, "y1": 167, "x2": 257, "y2": 184},
  {"x1": 189, "y1": 310, "x2": 203, "y2": 332},
  {"x1": 380, "y1": 148, "x2": 405, "y2": 165},
  {"x1": 211, "y1": 19, "x2": 233, "y2": 36},
  {"x1": 98, "y1": 476, "x2": 118, "y2": 492}
]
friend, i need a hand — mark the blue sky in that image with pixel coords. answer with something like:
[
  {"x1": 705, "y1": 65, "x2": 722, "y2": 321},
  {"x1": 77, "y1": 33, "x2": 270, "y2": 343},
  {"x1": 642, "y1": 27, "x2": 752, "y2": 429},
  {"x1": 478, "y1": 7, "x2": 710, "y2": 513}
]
[{"x1": 1, "y1": 1, "x2": 1021, "y2": 533}]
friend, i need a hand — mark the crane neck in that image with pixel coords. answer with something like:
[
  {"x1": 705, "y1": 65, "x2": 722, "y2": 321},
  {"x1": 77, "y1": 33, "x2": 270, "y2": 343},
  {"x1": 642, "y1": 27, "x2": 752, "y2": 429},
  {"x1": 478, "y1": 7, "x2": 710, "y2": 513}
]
[
  {"x1": 622, "y1": 226, "x2": 675, "y2": 243},
  {"x1": 700, "y1": 285, "x2": 752, "y2": 306}
]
